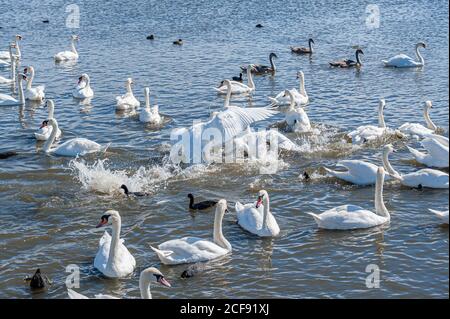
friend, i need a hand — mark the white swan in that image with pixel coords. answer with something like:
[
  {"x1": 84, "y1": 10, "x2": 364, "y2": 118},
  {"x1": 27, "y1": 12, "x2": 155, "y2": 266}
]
[
  {"x1": 398, "y1": 101, "x2": 437, "y2": 138},
  {"x1": 232, "y1": 127, "x2": 301, "y2": 154},
  {"x1": 0, "y1": 35, "x2": 22, "y2": 61},
  {"x1": 347, "y1": 99, "x2": 402, "y2": 144},
  {"x1": 383, "y1": 144, "x2": 448, "y2": 188},
  {"x1": 43, "y1": 117, "x2": 110, "y2": 157},
  {"x1": 382, "y1": 42, "x2": 426, "y2": 68},
  {"x1": 423, "y1": 133, "x2": 449, "y2": 148},
  {"x1": 72, "y1": 73, "x2": 94, "y2": 99},
  {"x1": 151, "y1": 199, "x2": 232, "y2": 265},
  {"x1": 93, "y1": 210, "x2": 136, "y2": 278},
  {"x1": 215, "y1": 65, "x2": 255, "y2": 94},
  {"x1": 308, "y1": 167, "x2": 390, "y2": 230},
  {"x1": 139, "y1": 87, "x2": 162, "y2": 124},
  {"x1": 34, "y1": 100, "x2": 62, "y2": 141},
  {"x1": 428, "y1": 209, "x2": 449, "y2": 224},
  {"x1": 0, "y1": 73, "x2": 25, "y2": 106},
  {"x1": 54, "y1": 35, "x2": 79, "y2": 61},
  {"x1": 67, "y1": 267, "x2": 171, "y2": 299},
  {"x1": 116, "y1": 78, "x2": 140, "y2": 110},
  {"x1": 283, "y1": 89, "x2": 311, "y2": 133},
  {"x1": 23, "y1": 66, "x2": 45, "y2": 101},
  {"x1": 0, "y1": 53, "x2": 17, "y2": 84},
  {"x1": 235, "y1": 190, "x2": 280, "y2": 237},
  {"x1": 407, "y1": 138, "x2": 449, "y2": 168},
  {"x1": 268, "y1": 71, "x2": 309, "y2": 106}
]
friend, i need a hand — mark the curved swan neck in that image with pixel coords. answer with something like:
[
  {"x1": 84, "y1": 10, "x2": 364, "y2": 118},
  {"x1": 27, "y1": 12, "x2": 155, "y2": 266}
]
[
  {"x1": 309, "y1": 40, "x2": 313, "y2": 52},
  {"x1": 262, "y1": 192, "x2": 270, "y2": 229},
  {"x1": 415, "y1": 45, "x2": 424, "y2": 65},
  {"x1": 356, "y1": 51, "x2": 362, "y2": 65},
  {"x1": 375, "y1": 170, "x2": 389, "y2": 218},
  {"x1": 139, "y1": 276, "x2": 152, "y2": 299},
  {"x1": 423, "y1": 103, "x2": 437, "y2": 130},
  {"x1": 269, "y1": 55, "x2": 276, "y2": 71},
  {"x1": 378, "y1": 102, "x2": 386, "y2": 128},
  {"x1": 287, "y1": 91, "x2": 295, "y2": 110},
  {"x1": 107, "y1": 217, "x2": 121, "y2": 271},
  {"x1": 382, "y1": 148, "x2": 400, "y2": 177},
  {"x1": 48, "y1": 102, "x2": 55, "y2": 118},
  {"x1": 43, "y1": 119, "x2": 59, "y2": 152},
  {"x1": 213, "y1": 206, "x2": 231, "y2": 251},
  {"x1": 246, "y1": 67, "x2": 255, "y2": 89}
]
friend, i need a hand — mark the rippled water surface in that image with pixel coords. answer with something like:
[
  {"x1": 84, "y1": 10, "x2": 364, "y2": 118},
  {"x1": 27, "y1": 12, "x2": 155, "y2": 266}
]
[{"x1": 0, "y1": 0, "x2": 448, "y2": 298}]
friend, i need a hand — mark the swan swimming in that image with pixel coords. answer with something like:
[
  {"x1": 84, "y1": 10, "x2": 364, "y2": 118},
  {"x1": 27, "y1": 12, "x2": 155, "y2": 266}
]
[
  {"x1": 0, "y1": 35, "x2": 22, "y2": 61},
  {"x1": 235, "y1": 190, "x2": 280, "y2": 237},
  {"x1": 382, "y1": 42, "x2": 426, "y2": 68},
  {"x1": 0, "y1": 73, "x2": 25, "y2": 106},
  {"x1": 308, "y1": 167, "x2": 390, "y2": 230},
  {"x1": 34, "y1": 100, "x2": 62, "y2": 141},
  {"x1": 151, "y1": 199, "x2": 232, "y2": 265},
  {"x1": 94, "y1": 210, "x2": 136, "y2": 278},
  {"x1": 398, "y1": 101, "x2": 438, "y2": 138},
  {"x1": 0, "y1": 45, "x2": 17, "y2": 84},
  {"x1": 268, "y1": 71, "x2": 309, "y2": 107},
  {"x1": 23, "y1": 66, "x2": 45, "y2": 102},
  {"x1": 72, "y1": 74, "x2": 94, "y2": 99},
  {"x1": 282, "y1": 89, "x2": 311, "y2": 133},
  {"x1": 241, "y1": 53, "x2": 278, "y2": 74},
  {"x1": 42, "y1": 117, "x2": 110, "y2": 157},
  {"x1": 54, "y1": 35, "x2": 79, "y2": 62},
  {"x1": 290, "y1": 38, "x2": 315, "y2": 54},
  {"x1": 330, "y1": 49, "x2": 363, "y2": 68},
  {"x1": 139, "y1": 87, "x2": 162, "y2": 124},
  {"x1": 68, "y1": 267, "x2": 170, "y2": 299},
  {"x1": 383, "y1": 144, "x2": 448, "y2": 189},
  {"x1": 407, "y1": 138, "x2": 449, "y2": 168},
  {"x1": 215, "y1": 65, "x2": 255, "y2": 94},
  {"x1": 116, "y1": 78, "x2": 140, "y2": 110}
]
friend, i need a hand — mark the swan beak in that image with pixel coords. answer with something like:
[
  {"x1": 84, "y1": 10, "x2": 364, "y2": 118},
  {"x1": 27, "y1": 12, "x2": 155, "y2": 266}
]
[
  {"x1": 39, "y1": 121, "x2": 47, "y2": 129},
  {"x1": 78, "y1": 76, "x2": 83, "y2": 84},
  {"x1": 256, "y1": 196, "x2": 263, "y2": 208},
  {"x1": 96, "y1": 215, "x2": 110, "y2": 228},
  {"x1": 158, "y1": 276, "x2": 171, "y2": 288}
]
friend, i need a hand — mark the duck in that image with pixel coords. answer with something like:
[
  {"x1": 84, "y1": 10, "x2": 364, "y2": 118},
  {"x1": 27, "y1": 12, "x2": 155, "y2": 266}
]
[
  {"x1": 139, "y1": 87, "x2": 162, "y2": 124},
  {"x1": 429, "y1": 209, "x2": 449, "y2": 224},
  {"x1": 383, "y1": 144, "x2": 448, "y2": 189},
  {"x1": 24, "y1": 268, "x2": 52, "y2": 290},
  {"x1": 151, "y1": 199, "x2": 231, "y2": 265},
  {"x1": 34, "y1": 100, "x2": 62, "y2": 141},
  {"x1": 116, "y1": 78, "x2": 140, "y2": 110},
  {"x1": 146, "y1": 34, "x2": 155, "y2": 40},
  {"x1": 23, "y1": 66, "x2": 45, "y2": 102},
  {"x1": 68, "y1": 267, "x2": 170, "y2": 299},
  {"x1": 0, "y1": 35, "x2": 22, "y2": 61},
  {"x1": 407, "y1": 138, "x2": 449, "y2": 168},
  {"x1": 94, "y1": 210, "x2": 136, "y2": 278},
  {"x1": 382, "y1": 42, "x2": 426, "y2": 68},
  {"x1": 255, "y1": 24, "x2": 263, "y2": 28},
  {"x1": 120, "y1": 184, "x2": 150, "y2": 197},
  {"x1": 173, "y1": 39, "x2": 183, "y2": 45},
  {"x1": 232, "y1": 73, "x2": 243, "y2": 82},
  {"x1": 187, "y1": 193, "x2": 217, "y2": 210},
  {"x1": 0, "y1": 73, "x2": 25, "y2": 106},
  {"x1": 72, "y1": 73, "x2": 94, "y2": 99},
  {"x1": 268, "y1": 71, "x2": 309, "y2": 106},
  {"x1": 329, "y1": 48, "x2": 363, "y2": 68},
  {"x1": 54, "y1": 35, "x2": 79, "y2": 61},
  {"x1": 235, "y1": 190, "x2": 280, "y2": 237},
  {"x1": 308, "y1": 167, "x2": 390, "y2": 230},
  {"x1": 283, "y1": 89, "x2": 311, "y2": 133},
  {"x1": 215, "y1": 67, "x2": 255, "y2": 94},
  {"x1": 42, "y1": 117, "x2": 111, "y2": 157},
  {"x1": 398, "y1": 101, "x2": 438, "y2": 138},
  {"x1": 290, "y1": 38, "x2": 315, "y2": 54},
  {"x1": 241, "y1": 52, "x2": 278, "y2": 74}
]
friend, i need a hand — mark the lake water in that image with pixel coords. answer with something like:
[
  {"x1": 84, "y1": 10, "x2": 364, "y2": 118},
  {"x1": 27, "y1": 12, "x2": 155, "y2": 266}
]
[{"x1": 0, "y1": 0, "x2": 448, "y2": 298}]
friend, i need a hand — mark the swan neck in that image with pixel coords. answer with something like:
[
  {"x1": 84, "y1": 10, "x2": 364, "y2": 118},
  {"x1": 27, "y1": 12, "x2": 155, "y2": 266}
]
[
  {"x1": 27, "y1": 68, "x2": 34, "y2": 89},
  {"x1": 415, "y1": 45, "x2": 424, "y2": 65},
  {"x1": 288, "y1": 92, "x2": 295, "y2": 110},
  {"x1": 270, "y1": 55, "x2": 276, "y2": 71},
  {"x1": 107, "y1": 219, "x2": 121, "y2": 271},
  {"x1": 15, "y1": 41, "x2": 21, "y2": 57},
  {"x1": 126, "y1": 82, "x2": 133, "y2": 94},
  {"x1": 378, "y1": 105, "x2": 386, "y2": 128},
  {"x1": 423, "y1": 106, "x2": 437, "y2": 131},
  {"x1": 224, "y1": 84, "x2": 231, "y2": 108},
  {"x1": 247, "y1": 67, "x2": 255, "y2": 89},
  {"x1": 356, "y1": 51, "x2": 362, "y2": 65},
  {"x1": 48, "y1": 103, "x2": 55, "y2": 119},
  {"x1": 43, "y1": 120, "x2": 59, "y2": 152},
  {"x1": 375, "y1": 172, "x2": 389, "y2": 219},
  {"x1": 262, "y1": 194, "x2": 270, "y2": 229},
  {"x1": 382, "y1": 149, "x2": 400, "y2": 177},
  {"x1": 309, "y1": 40, "x2": 313, "y2": 53},
  {"x1": 213, "y1": 207, "x2": 231, "y2": 251},
  {"x1": 299, "y1": 73, "x2": 306, "y2": 96},
  {"x1": 145, "y1": 90, "x2": 151, "y2": 111},
  {"x1": 71, "y1": 39, "x2": 78, "y2": 54},
  {"x1": 139, "y1": 276, "x2": 152, "y2": 299},
  {"x1": 17, "y1": 74, "x2": 24, "y2": 104}
]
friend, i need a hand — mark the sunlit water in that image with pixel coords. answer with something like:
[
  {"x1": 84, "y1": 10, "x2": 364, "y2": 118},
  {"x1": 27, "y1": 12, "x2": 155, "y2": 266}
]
[{"x1": 0, "y1": 0, "x2": 448, "y2": 298}]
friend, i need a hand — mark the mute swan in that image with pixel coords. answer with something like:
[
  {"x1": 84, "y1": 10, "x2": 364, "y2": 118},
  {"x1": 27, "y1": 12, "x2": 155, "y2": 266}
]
[
  {"x1": 0, "y1": 43, "x2": 17, "y2": 67},
  {"x1": 72, "y1": 73, "x2": 94, "y2": 99},
  {"x1": 34, "y1": 100, "x2": 62, "y2": 141},
  {"x1": 23, "y1": 66, "x2": 45, "y2": 102},
  {"x1": 269, "y1": 71, "x2": 309, "y2": 106},
  {"x1": 330, "y1": 49, "x2": 363, "y2": 68},
  {"x1": 139, "y1": 87, "x2": 162, "y2": 124},
  {"x1": 94, "y1": 210, "x2": 136, "y2": 278},
  {"x1": 151, "y1": 199, "x2": 232, "y2": 265},
  {"x1": 215, "y1": 66, "x2": 255, "y2": 94},
  {"x1": 0, "y1": 53, "x2": 17, "y2": 84},
  {"x1": 382, "y1": 42, "x2": 426, "y2": 68},
  {"x1": 423, "y1": 133, "x2": 449, "y2": 148},
  {"x1": 399, "y1": 101, "x2": 438, "y2": 138},
  {"x1": 116, "y1": 78, "x2": 140, "y2": 110},
  {"x1": 68, "y1": 267, "x2": 170, "y2": 299},
  {"x1": 347, "y1": 99, "x2": 402, "y2": 144},
  {"x1": 0, "y1": 35, "x2": 22, "y2": 60},
  {"x1": 308, "y1": 167, "x2": 390, "y2": 230},
  {"x1": 235, "y1": 190, "x2": 280, "y2": 237},
  {"x1": 290, "y1": 38, "x2": 315, "y2": 54},
  {"x1": 407, "y1": 138, "x2": 449, "y2": 168},
  {"x1": 54, "y1": 35, "x2": 79, "y2": 61},
  {"x1": 429, "y1": 209, "x2": 449, "y2": 224},
  {"x1": 188, "y1": 194, "x2": 217, "y2": 210},
  {"x1": 43, "y1": 117, "x2": 110, "y2": 157},
  {"x1": 241, "y1": 53, "x2": 278, "y2": 74},
  {"x1": 283, "y1": 89, "x2": 311, "y2": 133},
  {"x1": 383, "y1": 144, "x2": 448, "y2": 189},
  {"x1": 0, "y1": 73, "x2": 25, "y2": 106}
]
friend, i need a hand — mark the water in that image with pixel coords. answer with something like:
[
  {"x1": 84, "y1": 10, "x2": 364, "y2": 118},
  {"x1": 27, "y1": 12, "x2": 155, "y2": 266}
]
[{"x1": 0, "y1": 0, "x2": 448, "y2": 299}]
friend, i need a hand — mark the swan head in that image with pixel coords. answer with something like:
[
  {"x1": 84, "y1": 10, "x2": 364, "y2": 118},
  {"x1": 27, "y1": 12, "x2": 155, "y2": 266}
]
[
  {"x1": 383, "y1": 144, "x2": 396, "y2": 154},
  {"x1": 269, "y1": 52, "x2": 278, "y2": 59},
  {"x1": 223, "y1": 79, "x2": 232, "y2": 89},
  {"x1": 71, "y1": 35, "x2": 79, "y2": 41},
  {"x1": 23, "y1": 66, "x2": 34, "y2": 74},
  {"x1": 416, "y1": 42, "x2": 426, "y2": 49},
  {"x1": 120, "y1": 184, "x2": 130, "y2": 196},
  {"x1": 126, "y1": 78, "x2": 133, "y2": 85},
  {"x1": 39, "y1": 120, "x2": 49, "y2": 129},
  {"x1": 45, "y1": 99, "x2": 55, "y2": 109},
  {"x1": 282, "y1": 89, "x2": 291, "y2": 98},
  {"x1": 140, "y1": 267, "x2": 171, "y2": 288},
  {"x1": 187, "y1": 193, "x2": 194, "y2": 199},
  {"x1": 256, "y1": 190, "x2": 269, "y2": 208},
  {"x1": 216, "y1": 199, "x2": 228, "y2": 214},
  {"x1": 378, "y1": 99, "x2": 386, "y2": 110},
  {"x1": 80, "y1": 73, "x2": 90, "y2": 82},
  {"x1": 96, "y1": 210, "x2": 121, "y2": 228},
  {"x1": 296, "y1": 71, "x2": 304, "y2": 79},
  {"x1": 308, "y1": 38, "x2": 315, "y2": 44},
  {"x1": 15, "y1": 35, "x2": 23, "y2": 41},
  {"x1": 424, "y1": 100, "x2": 432, "y2": 110}
]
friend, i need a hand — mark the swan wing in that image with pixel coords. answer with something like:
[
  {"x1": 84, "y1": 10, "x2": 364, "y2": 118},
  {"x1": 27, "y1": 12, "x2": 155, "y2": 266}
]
[
  {"x1": 398, "y1": 123, "x2": 433, "y2": 137},
  {"x1": 53, "y1": 138, "x2": 102, "y2": 156},
  {"x1": 423, "y1": 134, "x2": 449, "y2": 148},
  {"x1": 421, "y1": 138, "x2": 449, "y2": 157},
  {"x1": 402, "y1": 169, "x2": 449, "y2": 189},
  {"x1": 94, "y1": 231, "x2": 111, "y2": 272},
  {"x1": 314, "y1": 205, "x2": 386, "y2": 229},
  {"x1": 383, "y1": 54, "x2": 419, "y2": 67}
]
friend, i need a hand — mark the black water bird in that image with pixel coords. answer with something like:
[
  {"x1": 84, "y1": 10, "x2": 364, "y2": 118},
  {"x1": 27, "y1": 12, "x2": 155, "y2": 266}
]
[
  {"x1": 188, "y1": 193, "x2": 217, "y2": 210},
  {"x1": 120, "y1": 184, "x2": 150, "y2": 197}
]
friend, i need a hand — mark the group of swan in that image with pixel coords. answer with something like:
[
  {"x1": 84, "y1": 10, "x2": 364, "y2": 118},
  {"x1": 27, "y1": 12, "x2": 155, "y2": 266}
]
[{"x1": 268, "y1": 71, "x2": 309, "y2": 107}]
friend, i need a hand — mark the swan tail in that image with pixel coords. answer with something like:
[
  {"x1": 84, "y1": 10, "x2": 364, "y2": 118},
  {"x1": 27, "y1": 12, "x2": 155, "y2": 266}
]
[
  {"x1": 307, "y1": 212, "x2": 322, "y2": 224},
  {"x1": 67, "y1": 289, "x2": 89, "y2": 299}
]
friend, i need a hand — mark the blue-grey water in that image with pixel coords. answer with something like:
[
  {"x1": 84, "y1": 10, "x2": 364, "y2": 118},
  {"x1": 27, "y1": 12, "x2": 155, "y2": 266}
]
[{"x1": 0, "y1": 0, "x2": 448, "y2": 298}]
